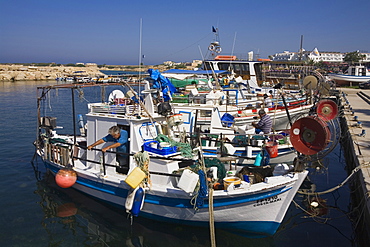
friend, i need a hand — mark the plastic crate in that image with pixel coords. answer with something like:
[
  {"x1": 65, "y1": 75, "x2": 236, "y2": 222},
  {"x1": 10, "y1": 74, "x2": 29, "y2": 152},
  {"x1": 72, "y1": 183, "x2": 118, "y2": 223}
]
[
  {"x1": 221, "y1": 113, "x2": 235, "y2": 127},
  {"x1": 143, "y1": 141, "x2": 177, "y2": 155}
]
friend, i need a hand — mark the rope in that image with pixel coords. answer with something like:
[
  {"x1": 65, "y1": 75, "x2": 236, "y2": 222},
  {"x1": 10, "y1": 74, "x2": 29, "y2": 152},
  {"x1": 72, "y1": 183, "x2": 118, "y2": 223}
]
[
  {"x1": 298, "y1": 163, "x2": 368, "y2": 196},
  {"x1": 155, "y1": 134, "x2": 193, "y2": 158},
  {"x1": 208, "y1": 188, "x2": 216, "y2": 247},
  {"x1": 133, "y1": 151, "x2": 151, "y2": 188}
]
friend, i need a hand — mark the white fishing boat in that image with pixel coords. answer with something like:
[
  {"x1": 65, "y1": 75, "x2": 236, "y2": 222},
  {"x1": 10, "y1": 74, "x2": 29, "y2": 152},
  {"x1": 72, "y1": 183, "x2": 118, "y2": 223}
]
[
  {"x1": 167, "y1": 103, "x2": 295, "y2": 160},
  {"x1": 35, "y1": 80, "x2": 308, "y2": 237},
  {"x1": 328, "y1": 64, "x2": 370, "y2": 86},
  {"x1": 162, "y1": 65, "x2": 312, "y2": 130}
]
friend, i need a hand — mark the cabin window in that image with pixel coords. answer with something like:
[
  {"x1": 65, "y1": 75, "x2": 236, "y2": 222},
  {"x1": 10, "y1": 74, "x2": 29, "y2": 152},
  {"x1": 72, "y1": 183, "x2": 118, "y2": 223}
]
[
  {"x1": 200, "y1": 110, "x2": 212, "y2": 118},
  {"x1": 203, "y1": 62, "x2": 213, "y2": 70},
  {"x1": 254, "y1": 63, "x2": 263, "y2": 81},
  {"x1": 179, "y1": 111, "x2": 191, "y2": 124}
]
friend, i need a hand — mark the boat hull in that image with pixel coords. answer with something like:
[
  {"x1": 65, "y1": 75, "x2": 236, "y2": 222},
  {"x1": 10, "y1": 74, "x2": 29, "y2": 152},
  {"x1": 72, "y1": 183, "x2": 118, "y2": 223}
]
[
  {"x1": 43, "y1": 160, "x2": 307, "y2": 236},
  {"x1": 328, "y1": 73, "x2": 370, "y2": 86}
]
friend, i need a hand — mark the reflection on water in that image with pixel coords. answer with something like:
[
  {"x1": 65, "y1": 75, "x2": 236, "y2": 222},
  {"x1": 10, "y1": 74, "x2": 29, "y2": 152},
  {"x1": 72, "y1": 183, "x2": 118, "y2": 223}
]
[{"x1": 32, "y1": 158, "x2": 278, "y2": 246}]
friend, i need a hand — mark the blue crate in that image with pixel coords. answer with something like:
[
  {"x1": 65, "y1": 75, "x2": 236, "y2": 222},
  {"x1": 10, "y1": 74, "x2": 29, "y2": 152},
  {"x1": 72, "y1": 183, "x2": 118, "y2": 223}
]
[
  {"x1": 221, "y1": 113, "x2": 235, "y2": 127},
  {"x1": 143, "y1": 141, "x2": 177, "y2": 155}
]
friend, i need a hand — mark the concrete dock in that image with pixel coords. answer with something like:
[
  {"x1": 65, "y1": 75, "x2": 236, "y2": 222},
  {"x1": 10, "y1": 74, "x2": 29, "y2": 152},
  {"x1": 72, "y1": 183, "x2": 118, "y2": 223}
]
[{"x1": 339, "y1": 87, "x2": 370, "y2": 244}]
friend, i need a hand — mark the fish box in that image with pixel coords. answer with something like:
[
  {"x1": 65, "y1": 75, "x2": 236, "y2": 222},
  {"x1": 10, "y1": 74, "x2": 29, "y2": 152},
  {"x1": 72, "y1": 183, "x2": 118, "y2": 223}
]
[
  {"x1": 125, "y1": 167, "x2": 146, "y2": 189},
  {"x1": 177, "y1": 169, "x2": 199, "y2": 193},
  {"x1": 143, "y1": 141, "x2": 177, "y2": 155}
]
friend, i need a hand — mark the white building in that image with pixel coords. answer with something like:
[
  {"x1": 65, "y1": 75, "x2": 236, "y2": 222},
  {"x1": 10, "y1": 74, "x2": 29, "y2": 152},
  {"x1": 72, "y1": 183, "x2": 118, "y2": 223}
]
[
  {"x1": 271, "y1": 48, "x2": 370, "y2": 63},
  {"x1": 271, "y1": 50, "x2": 302, "y2": 61},
  {"x1": 306, "y1": 48, "x2": 344, "y2": 62}
]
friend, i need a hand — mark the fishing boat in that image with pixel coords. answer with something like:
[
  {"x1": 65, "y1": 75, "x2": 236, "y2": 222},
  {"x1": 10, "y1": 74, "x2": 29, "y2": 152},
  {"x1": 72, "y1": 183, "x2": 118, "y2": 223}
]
[
  {"x1": 34, "y1": 79, "x2": 309, "y2": 237},
  {"x1": 163, "y1": 64, "x2": 312, "y2": 131},
  {"x1": 328, "y1": 64, "x2": 370, "y2": 86},
  {"x1": 167, "y1": 103, "x2": 295, "y2": 160}
]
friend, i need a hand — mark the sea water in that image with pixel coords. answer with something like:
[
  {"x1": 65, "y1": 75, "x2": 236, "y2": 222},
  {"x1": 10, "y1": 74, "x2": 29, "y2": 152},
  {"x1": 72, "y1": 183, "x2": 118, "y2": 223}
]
[{"x1": 0, "y1": 80, "x2": 359, "y2": 246}]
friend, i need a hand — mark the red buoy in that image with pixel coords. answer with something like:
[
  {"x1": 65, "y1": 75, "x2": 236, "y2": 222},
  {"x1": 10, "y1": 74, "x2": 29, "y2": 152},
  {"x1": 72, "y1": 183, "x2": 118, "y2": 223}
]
[
  {"x1": 290, "y1": 116, "x2": 330, "y2": 155},
  {"x1": 55, "y1": 169, "x2": 77, "y2": 188},
  {"x1": 316, "y1": 99, "x2": 338, "y2": 121}
]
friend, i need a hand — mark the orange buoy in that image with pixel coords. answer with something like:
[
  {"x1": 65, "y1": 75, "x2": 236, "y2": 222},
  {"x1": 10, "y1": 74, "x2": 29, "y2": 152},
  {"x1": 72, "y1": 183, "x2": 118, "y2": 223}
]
[
  {"x1": 290, "y1": 116, "x2": 330, "y2": 155},
  {"x1": 316, "y1": 99, "x2": 338, "y2": 121},
  {"x1": 55, "y1": 168, "x2": 77, "y2": 188}
]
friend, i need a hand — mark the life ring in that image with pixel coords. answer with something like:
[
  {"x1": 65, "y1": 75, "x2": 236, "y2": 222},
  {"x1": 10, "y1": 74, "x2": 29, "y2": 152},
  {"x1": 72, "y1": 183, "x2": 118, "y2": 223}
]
[
  {"x1": 215, "y1": 46, "x2": 222, "y2": 53},
  {"x1": 208, "y1": 44, "x2": 215, "y2": 51}
]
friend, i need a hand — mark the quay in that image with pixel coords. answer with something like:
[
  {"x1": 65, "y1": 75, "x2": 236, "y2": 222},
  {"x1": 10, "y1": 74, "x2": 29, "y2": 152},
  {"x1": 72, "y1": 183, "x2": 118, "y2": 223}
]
[{"x1": 339, "y1": 87, "x2": 370, "y2": 244}]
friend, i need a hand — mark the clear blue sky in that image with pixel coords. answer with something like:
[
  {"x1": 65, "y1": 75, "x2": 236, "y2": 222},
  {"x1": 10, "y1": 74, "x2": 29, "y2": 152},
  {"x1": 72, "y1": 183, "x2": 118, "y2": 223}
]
[{"x1": 1, "y1": 0, "x2": 369, "y2": 65}]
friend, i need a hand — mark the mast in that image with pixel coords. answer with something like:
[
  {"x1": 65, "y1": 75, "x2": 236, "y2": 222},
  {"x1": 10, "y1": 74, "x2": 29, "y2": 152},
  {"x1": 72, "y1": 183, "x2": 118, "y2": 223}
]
[{"x1": 138, "y1": 18, "x2": 143, "y2": 101}]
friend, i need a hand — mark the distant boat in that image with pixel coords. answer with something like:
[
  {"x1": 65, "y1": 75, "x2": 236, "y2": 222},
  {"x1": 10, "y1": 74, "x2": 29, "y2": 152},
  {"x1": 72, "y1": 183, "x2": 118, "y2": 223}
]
[{"x1": 328, "y1": 64, "x2": 370, "y2": 86}]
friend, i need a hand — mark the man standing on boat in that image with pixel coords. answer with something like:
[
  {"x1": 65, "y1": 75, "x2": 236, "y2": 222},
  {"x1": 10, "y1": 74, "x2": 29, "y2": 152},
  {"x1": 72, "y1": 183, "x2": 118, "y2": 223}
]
[
  {"x1": 263, "y1": 94, "x2": 273, "y2": 108},
  {"x1": 87, "y1": 126, "x2": 129, "y2": 174},
  {"x1": 252, "y1": 109, "x2": 272, "y2": 134}
]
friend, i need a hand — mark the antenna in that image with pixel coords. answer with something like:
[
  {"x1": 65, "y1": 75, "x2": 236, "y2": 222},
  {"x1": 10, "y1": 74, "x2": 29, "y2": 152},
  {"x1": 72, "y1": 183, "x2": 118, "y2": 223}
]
[
  {"x1": 138, "y1": 18, "x2": 143, "y2": 100},
  {"x1": 299, "y1": 35, "x2": 303, "y2": 61}
]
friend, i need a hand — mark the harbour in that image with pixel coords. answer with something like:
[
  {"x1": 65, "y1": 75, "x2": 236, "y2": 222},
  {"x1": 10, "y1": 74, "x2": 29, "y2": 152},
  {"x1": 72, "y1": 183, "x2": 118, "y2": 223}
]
[
  {"x1": 2, "y1": 1, "x2": 370, "y2": 245},
  {"x1": 0, "y1": 79, "x2": 368, "y2": 246}
]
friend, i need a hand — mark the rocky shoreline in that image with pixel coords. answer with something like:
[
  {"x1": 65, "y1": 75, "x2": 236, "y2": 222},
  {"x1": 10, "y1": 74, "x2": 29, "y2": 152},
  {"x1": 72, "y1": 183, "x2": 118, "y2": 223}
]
[{"x1": 0, "y1": 64, "x2": 108, "y2": 81}]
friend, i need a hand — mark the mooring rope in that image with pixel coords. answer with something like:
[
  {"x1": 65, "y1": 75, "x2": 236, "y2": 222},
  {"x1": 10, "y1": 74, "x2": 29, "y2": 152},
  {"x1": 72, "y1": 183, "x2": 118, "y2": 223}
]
[
  {"x1": 298, "y1": 163, "x2": 369, "y2": 196},
  {"x1": 208, "y1": 188, "x2": 216, "y2": 247}
]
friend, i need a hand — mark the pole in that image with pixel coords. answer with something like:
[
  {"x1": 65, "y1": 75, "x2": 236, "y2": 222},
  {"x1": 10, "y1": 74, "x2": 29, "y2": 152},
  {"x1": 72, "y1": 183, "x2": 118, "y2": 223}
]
[
  {"x1": 71, "y1": 88, "x2": 77, "y2": 145},
  {"x1": 138, "y1": 18, "x2": 143, "y2": 100},
  {"x1": 281, "y1": 92, "x2": 292, "y2": 127}
]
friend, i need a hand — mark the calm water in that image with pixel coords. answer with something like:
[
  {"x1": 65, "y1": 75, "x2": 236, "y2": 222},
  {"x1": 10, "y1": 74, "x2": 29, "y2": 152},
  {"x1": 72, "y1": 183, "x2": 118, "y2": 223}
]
[{"x1": 0, "y1": 80, "x2": 359, "y2": 246}]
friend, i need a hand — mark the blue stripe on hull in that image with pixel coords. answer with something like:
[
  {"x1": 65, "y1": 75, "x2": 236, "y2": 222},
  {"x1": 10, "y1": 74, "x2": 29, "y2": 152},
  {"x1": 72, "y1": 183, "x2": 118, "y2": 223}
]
[
  {"x1": 144, "y1": 186, "x2": 290, "y2": 208},
  {"x1": 139, "y1": 211, "x2": 280, "y2": 236},
  {"x1": 46, "y1": 163, "x2": 291, "y2": 209}
]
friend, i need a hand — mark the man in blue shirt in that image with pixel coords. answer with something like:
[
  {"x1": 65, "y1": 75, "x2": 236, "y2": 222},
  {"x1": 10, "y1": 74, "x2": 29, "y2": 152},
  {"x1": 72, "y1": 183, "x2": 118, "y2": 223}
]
[
  {"x1": 88, "y1": 126, "x2": 129, "y2": 174},
  {"x1": 252, "y1": 109, "x2": 272, "y2": 134}
]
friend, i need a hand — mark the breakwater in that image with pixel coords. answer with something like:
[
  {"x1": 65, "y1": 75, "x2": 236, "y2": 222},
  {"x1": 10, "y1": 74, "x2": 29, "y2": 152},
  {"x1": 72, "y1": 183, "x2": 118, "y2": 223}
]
[{"x1": 0, "y1": 64, "x2": 105, "y2": 81}]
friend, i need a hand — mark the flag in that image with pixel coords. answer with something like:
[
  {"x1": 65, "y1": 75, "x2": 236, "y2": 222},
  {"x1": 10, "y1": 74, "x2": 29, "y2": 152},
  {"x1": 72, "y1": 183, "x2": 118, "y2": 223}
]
[{"x1": 212, "y1": 26, "x2": 217, "y2": 33}]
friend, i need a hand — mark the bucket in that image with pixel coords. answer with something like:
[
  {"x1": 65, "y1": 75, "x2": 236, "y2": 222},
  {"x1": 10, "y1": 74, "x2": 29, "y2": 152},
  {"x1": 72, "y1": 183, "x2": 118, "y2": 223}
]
[
  {"x1": 266, "y1": 141, "x2": 278, "y2": 158},
  {"x1": 223, "y1": 177, "x2": 241, "y2": 189}
]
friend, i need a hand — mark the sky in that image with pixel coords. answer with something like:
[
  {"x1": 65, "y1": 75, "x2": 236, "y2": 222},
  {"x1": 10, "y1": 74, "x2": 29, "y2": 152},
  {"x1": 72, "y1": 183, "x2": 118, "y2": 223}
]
[{"x1": 1, "y1": 0, "x2": 369, "y2": 65}]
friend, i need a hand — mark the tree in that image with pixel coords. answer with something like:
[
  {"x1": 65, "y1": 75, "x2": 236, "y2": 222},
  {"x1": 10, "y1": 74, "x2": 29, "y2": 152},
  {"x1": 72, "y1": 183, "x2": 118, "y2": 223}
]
[{"x1": 343, "y1": 51, "x2": 366, "y2": 64}]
